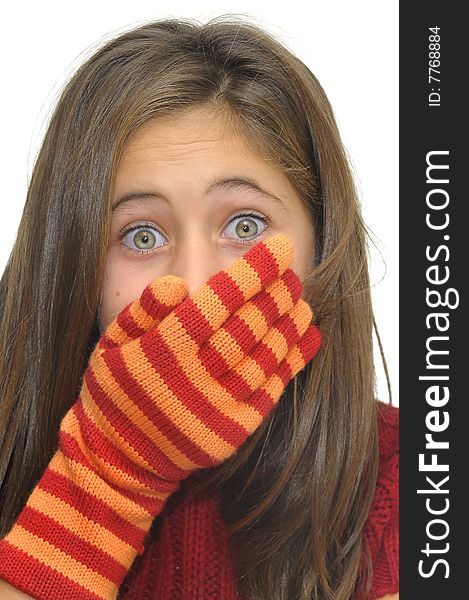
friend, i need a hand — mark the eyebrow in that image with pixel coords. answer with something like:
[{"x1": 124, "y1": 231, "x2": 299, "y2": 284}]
[{"x1": 112, "y1": 176, "x2": 290, "y2": 212}]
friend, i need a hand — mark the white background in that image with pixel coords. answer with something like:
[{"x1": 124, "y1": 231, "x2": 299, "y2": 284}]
[{"x1": 0, "y1": 1, "x2": 398, "y2": 405}]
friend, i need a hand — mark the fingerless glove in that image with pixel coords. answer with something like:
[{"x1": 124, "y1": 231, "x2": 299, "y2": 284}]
[{"x1": 0, "y1": 235, "x2": 321, "y2": 599}]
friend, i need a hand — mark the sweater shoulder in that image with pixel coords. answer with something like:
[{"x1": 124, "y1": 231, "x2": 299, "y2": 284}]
[
  {"x1": 363, "y1": 400, "x2": 399, "y2": 598},
  {"x1": 376, "y1": 400, "x2": 399, "y2": 461},
  {"x1": 367, "y1": 400, "x2": 399, "y2": 541}
]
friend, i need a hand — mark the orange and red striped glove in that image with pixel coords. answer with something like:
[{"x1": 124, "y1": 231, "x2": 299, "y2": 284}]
[{"x1": 0, "y1": 235, "x2": 321, "y2": 599}]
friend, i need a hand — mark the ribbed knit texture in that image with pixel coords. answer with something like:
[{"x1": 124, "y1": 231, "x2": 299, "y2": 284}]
[
  {"x1": 0, "y1": 235, "x2": 321, "y2": 599},
  {"x1": 117, "y1": 401, "x2": 399, "y2": 600},
  {"x1": 364, "y1": 401, "x2": 399, "y2": 599}
]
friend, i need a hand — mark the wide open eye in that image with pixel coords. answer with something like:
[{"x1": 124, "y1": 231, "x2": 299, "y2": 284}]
[
  {"x1": 121, "y1": 223, "x2": 167, "y2": 255},
  {"x1": 223, "y1": 212, "x2": 269, "y2": 242}
]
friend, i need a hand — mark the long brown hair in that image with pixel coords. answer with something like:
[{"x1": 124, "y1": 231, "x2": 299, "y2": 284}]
[{"x1": 0, "y1": 16, "x2": 379, "y2": 599}]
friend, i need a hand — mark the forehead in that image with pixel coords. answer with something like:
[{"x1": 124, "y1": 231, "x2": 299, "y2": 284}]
[
  {"x1": 114, "y1": 108, "x2": 300, "y2": 201},
  {"x1": 111, "y1": 107, "x2": 314, "y2": 235},
  {"x1": 121, "y1": 108, "x2": 252, "y2": 159}
]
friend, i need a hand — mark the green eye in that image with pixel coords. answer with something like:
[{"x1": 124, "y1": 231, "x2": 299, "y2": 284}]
[
  {"x1": 225, "y1": 214, "x2": 268, "y2": 241},
  {"x1": 122, "y1": 225, "x2": 166, "y2": 255},
  {"x1": 133, "y1": 229, "x2": 156, "y2": 249},
  {"x1": 236, "y1": 218, "x2": 259, "y2": 238}
]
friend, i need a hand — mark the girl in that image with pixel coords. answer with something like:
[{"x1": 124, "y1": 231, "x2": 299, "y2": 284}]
[{"x1": 0, "y1": 16, "x2": 398, "y2": 600}]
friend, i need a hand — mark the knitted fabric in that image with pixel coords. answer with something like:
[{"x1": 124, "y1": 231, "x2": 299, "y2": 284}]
[
  {"x1": 0, "y1": 235, "x2": 321, "y2": 599},
  {"x1": 364, "y1": 401, "x2": 399, "y2": 599},
  {"x1": 118, "y1": 401, "x2": 398, "y2": 600}
]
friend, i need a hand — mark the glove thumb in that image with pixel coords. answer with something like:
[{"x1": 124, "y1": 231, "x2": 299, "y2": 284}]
[{"x1": 97, "y1": 275, "x2": 188, "y2": 351}]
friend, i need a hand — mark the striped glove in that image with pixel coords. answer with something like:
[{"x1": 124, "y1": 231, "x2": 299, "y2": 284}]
[{"x1": 0, "y1": 234, "x2": 321, "y2": 599}]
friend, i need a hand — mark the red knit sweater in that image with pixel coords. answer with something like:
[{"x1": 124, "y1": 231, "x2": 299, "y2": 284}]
[{"x1": 117, "y1": 401, "x2": 399, "y2": 599}]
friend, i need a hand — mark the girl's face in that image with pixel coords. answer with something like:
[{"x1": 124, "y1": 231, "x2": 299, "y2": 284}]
[{"x1": 99, "y1": 107, "x2": 314, "y2": 331}]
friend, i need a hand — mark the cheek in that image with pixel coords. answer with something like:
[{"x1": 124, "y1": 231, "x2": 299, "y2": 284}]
[
  {"x1": 289, "y1": 222, "x2": 314, "y2": 282},
  {"x1": 99, "y1": 258, "x2": 151, "y2": 332}
]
